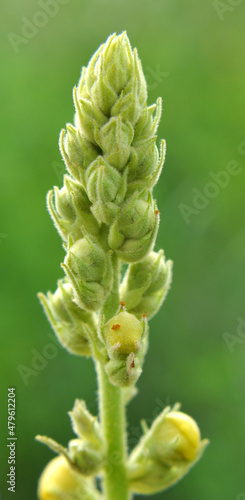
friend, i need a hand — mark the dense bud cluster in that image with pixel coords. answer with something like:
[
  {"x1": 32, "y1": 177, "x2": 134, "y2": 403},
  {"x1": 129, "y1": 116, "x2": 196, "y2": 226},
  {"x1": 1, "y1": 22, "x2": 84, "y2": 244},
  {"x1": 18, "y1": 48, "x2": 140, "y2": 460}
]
[{"x1": 40, "y1": 31, "x2": 171, "y2": 367}]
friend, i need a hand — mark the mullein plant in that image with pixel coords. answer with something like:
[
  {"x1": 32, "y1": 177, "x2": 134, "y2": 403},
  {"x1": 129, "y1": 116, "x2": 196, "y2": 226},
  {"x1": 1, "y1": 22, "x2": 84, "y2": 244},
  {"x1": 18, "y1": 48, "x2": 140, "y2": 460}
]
[{"x1": 36, "y1": 32, "x2": 208, "y2": 500}]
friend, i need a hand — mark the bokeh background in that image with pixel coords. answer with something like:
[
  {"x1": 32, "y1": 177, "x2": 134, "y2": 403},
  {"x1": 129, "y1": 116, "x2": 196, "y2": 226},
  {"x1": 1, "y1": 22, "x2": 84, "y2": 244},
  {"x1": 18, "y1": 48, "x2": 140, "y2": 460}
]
[{"x1": 0, "y1": 1, "x2": 244, "y2": 499}]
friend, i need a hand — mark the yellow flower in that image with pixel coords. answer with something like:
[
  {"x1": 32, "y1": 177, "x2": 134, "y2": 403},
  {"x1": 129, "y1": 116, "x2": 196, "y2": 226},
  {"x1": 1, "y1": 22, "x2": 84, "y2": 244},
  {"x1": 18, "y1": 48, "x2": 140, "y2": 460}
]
[
  {"x1": 38, "y1": 455, "x2": 91, "y2": 500},
  {"x1": 163, "y1": 411, "x2": 201, "y2": 460}
]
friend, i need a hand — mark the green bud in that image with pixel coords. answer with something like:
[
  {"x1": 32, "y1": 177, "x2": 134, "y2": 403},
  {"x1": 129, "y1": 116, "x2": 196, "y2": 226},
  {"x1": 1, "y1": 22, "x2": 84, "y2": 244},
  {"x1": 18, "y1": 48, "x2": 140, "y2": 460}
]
[
  {"x1": 109, "y1": 45, "x2": 147, "y2": 124},
  {"x1": 120, "y1": 250, "x2": 173, "y2": 319},
  {"x1": 101, "y1": 32, "x2": 134, "y2": 95},
  {"x1": 86, "y1": 156, "x2": 127, "y2": 225},
  {"x1": 88, "y1": 52, "x2": 118, "y2": 116},
  {"x1": 74, "y1": 87, "x2": 107, "y2": 145},
  {"x1": 108, "y1": 190, "x2": 159, "y2": 262},
  {"x1": 59, "y1": 126, "x2": 99, "y2": 184},
  {"x1": 38, "y1": 279, "x2": 96, "y2": 356},
  {"x1": 105, "y1": 353, "x2": 142, "y2": 388},
  {"x1": 47, "y1": 176, "x2": 99, "y2": 243},
  {"x1": 128, "y1": 406, "x2": 209, "y2": 494},
  {"x1": 63, "y1": 238, "x2": 113, "y2": 311},
  {"x1": 69, "y1": 399, "x2": 103, "y2": 448},
  {"x1": 68, "y1": 439, "x2": 105, "y2": 476},
  {"x1": 95, "y1": 116, "x2": 134, "y2": 171},
  {"x1": 129, "y1": 136, "x2": 159, "y2": 182},
  {"x1": 133, "y1": 98, "x2": 162, "y2": 142}
]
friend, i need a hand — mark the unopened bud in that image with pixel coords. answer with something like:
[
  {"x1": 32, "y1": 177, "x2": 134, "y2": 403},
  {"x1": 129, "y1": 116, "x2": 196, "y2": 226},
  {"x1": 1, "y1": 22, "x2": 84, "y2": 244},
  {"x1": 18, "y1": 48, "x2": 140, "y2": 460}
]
[
  {"x1": 96, "y1": 116, "x2": 134, "y2": 171},
  {"x1": 38, "y1": 279, "x2": 96, "y2": 356},
  {"x1": 108, "y1": 190, "x2": 159, "y2": 262},
  {"x1": 47, "y1": 176, "x2": 99, "y2": 243},
  {"x1": 69, "y1": 399, "x2": 103, "y2": 447},
  {"x1": 59, "y1": 126, "x2": 98, "y2": 184},
  {"x1": 68, "y1": 438, "x2": 105, "y2": 476},
  {"x1": 102, "y1": 311, "x2": 143, "y2": 355},
  {"x1": 101, "y1": 311, "x2": 148, "y2": 387},
  {"x1": 120, "y1": 250, "x2": 173, "y2": 319},
  {"x1": 63, "y1": 238, "x2": 113, "y2": 311},
  {"x1": 86, "y1": 157, "x2": 127, "y2": 225}
]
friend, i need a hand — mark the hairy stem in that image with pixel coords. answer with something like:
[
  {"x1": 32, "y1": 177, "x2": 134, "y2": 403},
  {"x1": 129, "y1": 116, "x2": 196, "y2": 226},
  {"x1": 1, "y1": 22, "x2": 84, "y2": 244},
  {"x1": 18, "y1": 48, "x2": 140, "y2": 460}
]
[{"x1": 96, "y1": 361, "x2": 130, "y2": 500}]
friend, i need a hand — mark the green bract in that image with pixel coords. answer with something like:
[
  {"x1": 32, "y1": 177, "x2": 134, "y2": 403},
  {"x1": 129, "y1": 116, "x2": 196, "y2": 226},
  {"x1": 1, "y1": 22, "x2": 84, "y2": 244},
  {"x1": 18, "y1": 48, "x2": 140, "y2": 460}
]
[{"x1": 37, "y1": 32, "x2": 207, "y2": 500}]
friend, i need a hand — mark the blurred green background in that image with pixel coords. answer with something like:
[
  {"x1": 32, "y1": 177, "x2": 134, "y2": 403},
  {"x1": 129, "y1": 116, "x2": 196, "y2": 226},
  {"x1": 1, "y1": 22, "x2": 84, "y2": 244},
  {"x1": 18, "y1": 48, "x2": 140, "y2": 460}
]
[{"x1": 0, "y1": 0, "x2": 245, "y2": 498}]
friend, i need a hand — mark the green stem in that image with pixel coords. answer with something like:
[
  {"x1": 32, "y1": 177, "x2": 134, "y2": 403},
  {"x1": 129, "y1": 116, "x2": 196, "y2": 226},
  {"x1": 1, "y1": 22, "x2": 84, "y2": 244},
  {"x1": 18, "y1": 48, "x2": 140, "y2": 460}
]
[{"x1": 96, "y1": 361, "x2": 131, "y2": 500}]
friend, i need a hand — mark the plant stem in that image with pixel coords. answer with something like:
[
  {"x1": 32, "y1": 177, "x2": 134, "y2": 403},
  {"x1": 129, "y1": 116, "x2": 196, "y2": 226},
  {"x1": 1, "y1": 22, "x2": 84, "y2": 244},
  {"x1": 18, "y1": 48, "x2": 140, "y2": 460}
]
[{"x1": 96, "y1": 361, "x2": 130, "y2": 500}]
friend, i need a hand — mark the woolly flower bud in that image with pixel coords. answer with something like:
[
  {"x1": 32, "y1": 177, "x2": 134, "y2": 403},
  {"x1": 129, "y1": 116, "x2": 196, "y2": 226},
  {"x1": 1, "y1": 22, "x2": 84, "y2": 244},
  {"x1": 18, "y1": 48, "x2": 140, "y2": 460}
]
[
  {"x1": 95, "y1": 116, "x2": 134, "y2": 171},
  {"x1": 101, "y1": 311, "x2": 148, "y2": 387},
  {"x1": 63, "y1": 238, "x2": 113, "y2": 311},
  {"x1": 86, "y1": 156, "x2": 127, "y2": 225},
  {"x1": 47, "y1": 175, "x2": 99, "y2": 243},
  {"x1": 68, "y1": 438, "x2": 105, "y2": 476},
  {"x1": 69, "y1": 399, "x2": 103, "y2": 447},
  {"x1": 59, "y1": 125, "x2": 98, "y2": 184},
  {"x1": 38, "y1": 279, "x2": 96, "y2": 356},
  {"x1": 108, "y1": 190, "x2": 159, "y2": 262},
  {"x1": 128, "y1": 407, "x2": 209, "y2": 495},
  {"x1": 38, "y1": 455, "x2": 100, "y2": 500},
  {"x1": 120, "y1": 250, "x2": 173, "y2": 319},
  {"x1": 77, "y1": 32, "x2": 146, "y2": 122},
  {"x1": 69, "y1": 32, "x2": 165, "y2": 194}
]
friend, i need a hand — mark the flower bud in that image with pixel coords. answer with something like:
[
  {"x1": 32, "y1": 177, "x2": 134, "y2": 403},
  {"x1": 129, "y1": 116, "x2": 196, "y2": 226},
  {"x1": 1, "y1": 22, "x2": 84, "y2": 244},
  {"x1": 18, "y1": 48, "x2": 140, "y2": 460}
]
[
  {"x1": 101, "y1": 311, "x2": 148, "y2": 387},
  {"x1": 133, "y1": 98, "x2": 162, "y2": 142},
  {"x1": 129, "y1": 136, "x2": 159, "y2": 182},
  {"x1": 38, "y1": 456, "x2": 101, "y2": 500},
  {"x1": 59, "y1": 125, "x2": 99, "y2": 184},
  {"x1": 128, "y1": 407, "x2": 209, "y2": 494},
  {"x1": 86, "y1": 156, "x2": 127, "y2": 225},
  {"x1": 68, "y1": 439, "x2": 105, "y2": 476},
  {"x1": 69, "y1": 399, "x2": 103, "y2": 447},
  {"x1": 120, "y1": 250, "x2": 173, "y2": 319},
  {"x1": 74, "y1": 87, "x2": 107, "y2": 146},
  {"x1": 100, "y1": 32, "x2": 134, "y2": 96},
  {"x1": 47, "y1": 176, "x2": 99, "y2": 244},
  {"x1": 38, "y1": 279, "x2": 96, "y2": 356},
  {"x1": 105, "y1": 352, "x2": 142, "y2": 388},
  {"x1": 102, "y1": 311, "x2": 143, "y2": 355},
  {"x1": 108, "y1": 190, "x2": 159, "y2": 262},
  {"x1": 95, "y1": 116, "x2": 134, "y2": 171},
  {"x1": 63, "y1": 238, "x2": 113, "y2": 311}
]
